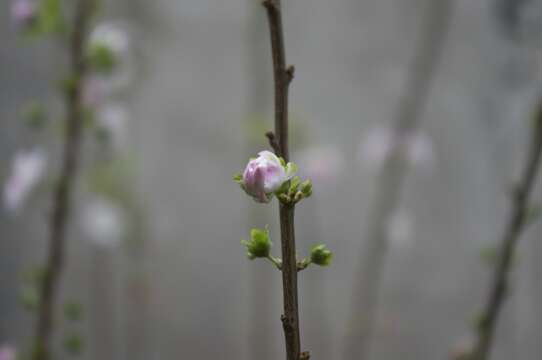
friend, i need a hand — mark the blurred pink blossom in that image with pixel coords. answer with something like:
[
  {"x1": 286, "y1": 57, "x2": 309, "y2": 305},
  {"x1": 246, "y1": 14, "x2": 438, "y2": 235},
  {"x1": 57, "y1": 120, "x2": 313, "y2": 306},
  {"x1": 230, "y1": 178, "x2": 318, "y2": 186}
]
[
  {"x1": 358, "y1": 125, "x2": 435, "y2": 172},
  {"x1": 294, "y1": 146, "x2": 344, "y2": 183},
  {"x1": 11, "y1": 0, "x2": 36, "y2": 27},
  {"x1": 0, "y1": 345, "x2": 16, "y2": 360},
  {"x1": 3, "y1": 148, "x2": 47, "y2": 213}
]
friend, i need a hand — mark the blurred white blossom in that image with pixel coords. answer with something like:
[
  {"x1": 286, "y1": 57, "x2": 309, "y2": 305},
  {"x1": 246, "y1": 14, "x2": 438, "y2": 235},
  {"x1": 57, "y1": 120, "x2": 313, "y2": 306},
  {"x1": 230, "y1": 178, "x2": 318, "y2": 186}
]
[
  {"x1": 0, "y1": 345, "x2": 16, "y2": 360},
  {"x1": 405, "y1": 131, "x2": 436, "y2": 169},
  {"x1": 97, "y1": 103, "x2": 130, "y2": 149},
  {"x1": 3, "y1": 148, "x2": 47, "y2": 213},
  {"x1": 81, "y1": 197, "x2": 126, "y2": 248},
  {"x1": 386, "y1": 210, "x2": 414, "y2": 249},
  {"x1": 89, "y1": 22, "x2": 135, "y2": 92},
  {"x1": 294, "y1": 146, "x2": 344, "y2": 183},
  {"x1": 358, "y1": 125, "x2": 435, "y2": 172}
]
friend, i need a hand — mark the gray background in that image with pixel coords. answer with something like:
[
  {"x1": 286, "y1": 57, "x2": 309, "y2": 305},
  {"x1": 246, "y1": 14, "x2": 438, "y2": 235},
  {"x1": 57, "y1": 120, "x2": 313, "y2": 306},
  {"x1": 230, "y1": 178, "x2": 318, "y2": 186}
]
[{"x1": 2, "y1": 0, "x2": 542, "y2": 359}]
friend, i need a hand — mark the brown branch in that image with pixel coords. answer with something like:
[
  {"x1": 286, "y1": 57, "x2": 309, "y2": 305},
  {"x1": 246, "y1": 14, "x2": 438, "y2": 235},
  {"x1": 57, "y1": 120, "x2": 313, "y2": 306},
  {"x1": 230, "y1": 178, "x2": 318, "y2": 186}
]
[
  {"x1": 32, "y1": 1, "x2": 94, "y2": 359},
  {"x1": 262, "y1": 0, "x2": 307, "y2": 359},
  {"x1": 344, "y1": 1, "x2": 453, "y2": 359},
  {"x1": 469, "y1": 106, "x2": 542, "y2": 360}
]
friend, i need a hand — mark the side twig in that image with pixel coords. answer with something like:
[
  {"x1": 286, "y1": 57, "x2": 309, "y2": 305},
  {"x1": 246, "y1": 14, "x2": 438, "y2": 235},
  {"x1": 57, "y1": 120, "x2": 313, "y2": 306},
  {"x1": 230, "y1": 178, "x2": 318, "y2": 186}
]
[
  {"x1": 344, "y1": 1, "x2": 453, "y2": 358},
  {"x1": 470, "y1": 105, "x2": 542, "y2": 360},
  {"x1": 262, "y1": 0, "x2": 306, "y2": 359},
  {"x1": 32, "y1": 1, "x2": 94, "y2": 359}
]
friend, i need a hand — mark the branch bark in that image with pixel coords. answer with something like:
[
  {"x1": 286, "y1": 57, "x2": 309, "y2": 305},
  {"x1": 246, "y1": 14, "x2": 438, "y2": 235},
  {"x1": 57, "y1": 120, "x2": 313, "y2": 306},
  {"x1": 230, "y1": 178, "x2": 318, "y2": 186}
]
[
  {"x1": 32, "y1": 1, "x2": 94, "y2": 359},
  {"x1": 262, "y1": 1, "x2": 305, "y2": 359},
  {"x1": 470, "y1": 106, "x2": 542, "y2": 360},
  {"x1": 344, "y1": 1, "x2": 453, "y2": 358}
]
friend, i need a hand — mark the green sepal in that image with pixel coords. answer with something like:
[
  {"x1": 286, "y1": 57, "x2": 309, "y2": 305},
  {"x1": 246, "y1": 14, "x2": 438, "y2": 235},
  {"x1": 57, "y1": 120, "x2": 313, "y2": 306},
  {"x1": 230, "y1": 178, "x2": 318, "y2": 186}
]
[
  {"x1": 289, "y1": 176, "x2": 301, "y2": 193},
  {"x1": 300, "y1": 179, "x2": 312, "y2": 197},
  {"x1": 232, "y1": 173, "x2": 243, "y2": 183}
]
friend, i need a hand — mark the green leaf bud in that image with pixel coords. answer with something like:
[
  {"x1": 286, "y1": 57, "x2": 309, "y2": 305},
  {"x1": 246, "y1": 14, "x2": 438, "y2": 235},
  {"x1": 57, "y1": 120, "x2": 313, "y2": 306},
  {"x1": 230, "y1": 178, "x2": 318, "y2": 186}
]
[
  {"x1": 310, "y1": 244, "x2": 333, "y2": 267},
  {"x1": 241, "y1": 227, "x2": 272, "y2": 259}
]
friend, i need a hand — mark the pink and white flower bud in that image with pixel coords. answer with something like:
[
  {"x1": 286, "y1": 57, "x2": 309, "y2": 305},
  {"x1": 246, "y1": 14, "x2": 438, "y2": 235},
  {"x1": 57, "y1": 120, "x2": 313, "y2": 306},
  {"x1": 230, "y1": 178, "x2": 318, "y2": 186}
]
[
  {"x1": 3, "y1": 148, "x2": 47, "y2": 213},
  {"x1": 0, "y1": 345, "x2": 16, "y2": 360},
  {"x1": 11, "y1": 0, "x2": 36, "y2": 27},
  {"x1": 241, "y1": 151, "x2": 296, "y2": 203}
]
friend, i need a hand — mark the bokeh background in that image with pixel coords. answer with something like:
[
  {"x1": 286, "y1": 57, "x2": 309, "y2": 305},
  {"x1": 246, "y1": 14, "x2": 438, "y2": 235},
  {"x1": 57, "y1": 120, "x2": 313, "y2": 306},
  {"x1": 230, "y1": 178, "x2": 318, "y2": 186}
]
[{"x1": 3, "y1": 0, "x2": 542, "y2": 359}]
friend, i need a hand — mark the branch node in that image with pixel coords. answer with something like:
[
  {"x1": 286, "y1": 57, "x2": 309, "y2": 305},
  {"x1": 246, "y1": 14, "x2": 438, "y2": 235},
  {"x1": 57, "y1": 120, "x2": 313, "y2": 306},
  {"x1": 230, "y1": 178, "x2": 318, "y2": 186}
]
[
  {"x1": 265, "y1": 131, "x2": 281, "y2": 154},
  {"x1": 261, "y1": 0, "x2": 276, "y2": 10},
  {"x1": 281, "y1": 314, "x2": 295, "y2": 331},
  {"x1": 300, "y1": 351, "x2": 311, "y2": 360},
  {"x1": 286, "y1": 65, "x2": 295, "y2": 84}
]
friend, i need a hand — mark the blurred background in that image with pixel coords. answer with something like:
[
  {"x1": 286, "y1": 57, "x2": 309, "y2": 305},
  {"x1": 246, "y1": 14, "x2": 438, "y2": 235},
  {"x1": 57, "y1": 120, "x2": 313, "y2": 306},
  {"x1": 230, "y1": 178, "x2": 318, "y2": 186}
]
[{"x1": 2, "y1": 0, "x2": 542, "y2": 359}]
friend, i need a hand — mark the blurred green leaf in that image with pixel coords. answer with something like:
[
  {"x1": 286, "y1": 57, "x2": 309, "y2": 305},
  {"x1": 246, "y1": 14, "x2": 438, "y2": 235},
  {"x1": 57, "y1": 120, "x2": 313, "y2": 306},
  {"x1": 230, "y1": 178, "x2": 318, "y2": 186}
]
[
  {"x1": 64, "y1": 302, "x2": 83, "y2": 322},
  {"x1": 63, "y1": 333, "x2": 84, "y2": 355},
  {"x1": 87, "y1": 44, "x2": 117, "y2": 74},
  {"x1": 19, "y1": 286, "x2": 40, "y2": 311}
]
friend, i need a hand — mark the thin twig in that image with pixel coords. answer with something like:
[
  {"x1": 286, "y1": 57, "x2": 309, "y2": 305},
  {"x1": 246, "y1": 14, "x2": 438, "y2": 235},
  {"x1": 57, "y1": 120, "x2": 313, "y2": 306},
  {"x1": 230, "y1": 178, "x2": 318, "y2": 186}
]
[
  {"x1": 262, "y1": 0, "x2": 306, "y2": 359},
  {"x1": 32, "y1": 1, "x2": 94, "y2": 359},
  {"x1": 469, "y1": 106, "x2": 542, "y2": 360},
  {"x1": 344, "y1": 1, "x2": 453, "y2": 359}
]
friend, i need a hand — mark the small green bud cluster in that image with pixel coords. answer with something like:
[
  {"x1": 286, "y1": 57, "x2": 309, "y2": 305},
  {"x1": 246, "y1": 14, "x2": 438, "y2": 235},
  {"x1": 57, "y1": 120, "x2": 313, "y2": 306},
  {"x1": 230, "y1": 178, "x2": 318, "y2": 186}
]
[
  {"x1": 276, "y1": 176, "x2": 313, "y2": 205},
  {"x1": 240, "y1": 227, "x2": 332, "y2": 271},
  {"x1": 309, "y1": 244, "x2": 333, "y2": 267},
  {"x1": 241, "y1": 227, "x2": 272, "y2": 260}
]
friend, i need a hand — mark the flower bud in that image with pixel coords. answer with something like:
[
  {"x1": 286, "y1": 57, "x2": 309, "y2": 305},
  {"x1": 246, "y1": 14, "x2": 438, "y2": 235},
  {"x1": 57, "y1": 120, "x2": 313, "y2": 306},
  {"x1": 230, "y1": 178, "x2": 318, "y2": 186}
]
[
  {"x1": 238, "y1": 151, "x2": 297, "y2": 203},
  {"x1": 310, "y1": 244, "x2": 333, "y2": 266},
  {"x1": 241, "y1": 227, "x2": 272, "y2": 259}
]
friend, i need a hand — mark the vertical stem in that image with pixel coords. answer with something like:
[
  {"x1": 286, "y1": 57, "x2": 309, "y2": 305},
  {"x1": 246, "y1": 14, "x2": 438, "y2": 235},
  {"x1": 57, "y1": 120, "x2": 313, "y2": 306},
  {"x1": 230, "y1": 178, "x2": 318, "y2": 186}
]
[
  {"x1": 345, "y1": 1, "x2": 453, "y2": 358},
  {"x1": 279, "y1": 204, "x2": 301, "y2": 360},
  {"x1": 470, "y1": 107, "x2": 542, "y2": 360},
  {"x1": 32, "y1": 1, "x2": 94, "y2": 358},
  {"x1": 262, "y1": 1, "x2": 303, "y2": 359}
]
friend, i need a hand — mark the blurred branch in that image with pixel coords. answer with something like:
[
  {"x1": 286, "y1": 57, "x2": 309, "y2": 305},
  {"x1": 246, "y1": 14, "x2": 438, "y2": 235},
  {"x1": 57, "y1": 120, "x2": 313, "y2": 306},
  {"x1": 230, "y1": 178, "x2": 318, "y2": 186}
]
[
  {"x1": 469, "y1": 105, "x2": 542, "y2": 360},
  {"x1": 344, "y1": 0, "x2": 454, "y2": 358},
  {"x1": 32, "y1": 0, "x2": 95, "y2": 359},
  {"x1": 262, "y1": 0, "x2": 306, "y2": 359}
]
